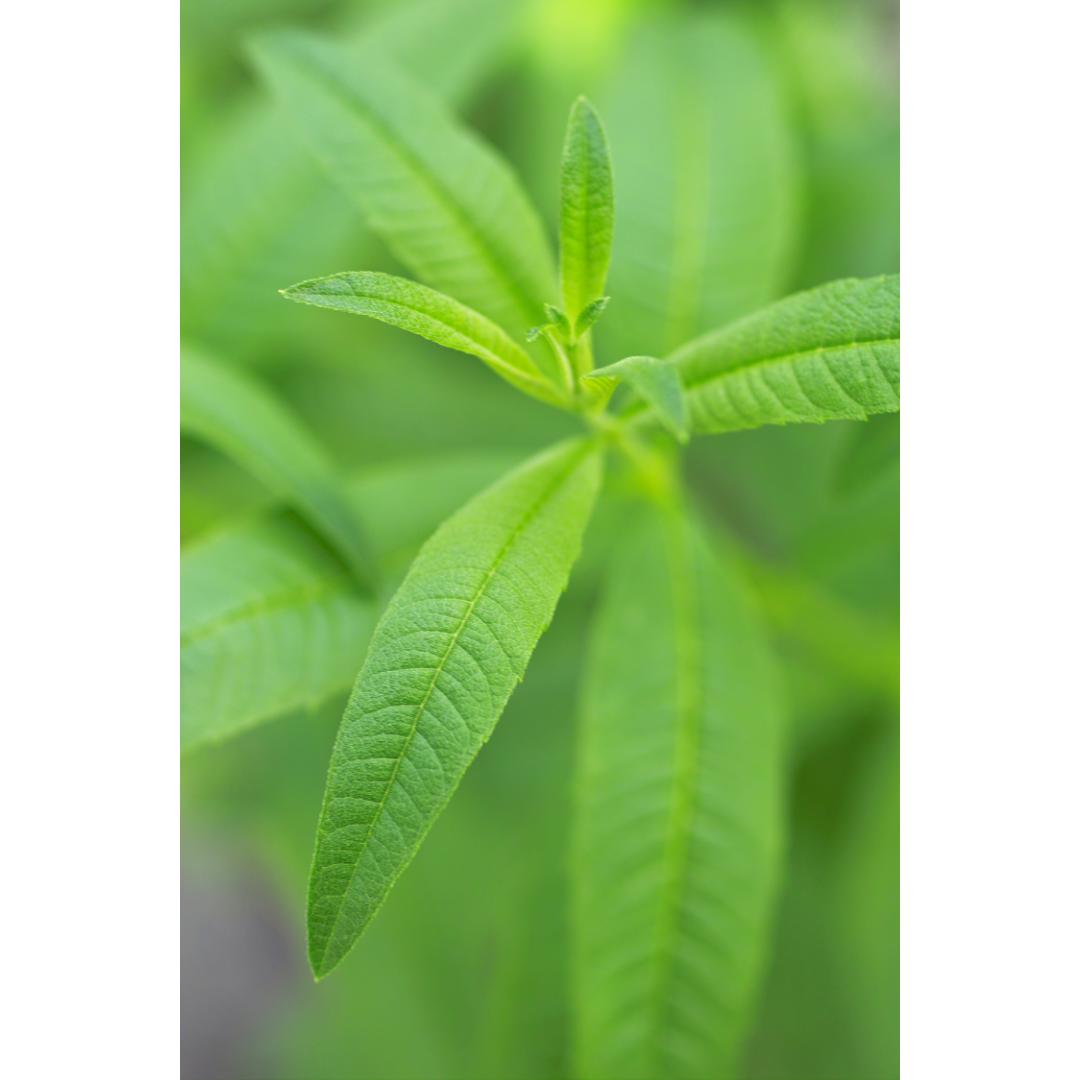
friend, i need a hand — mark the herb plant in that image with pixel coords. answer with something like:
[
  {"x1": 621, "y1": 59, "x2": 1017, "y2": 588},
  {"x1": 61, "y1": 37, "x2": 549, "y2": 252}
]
[{"x1": 182, "y1": 19, "x2": 899, "y2": 1080}]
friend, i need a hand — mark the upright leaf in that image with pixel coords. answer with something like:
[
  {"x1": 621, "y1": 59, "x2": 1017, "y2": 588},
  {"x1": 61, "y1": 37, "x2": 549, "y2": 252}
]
[
  {"x1": 182, "y1": 452, "x2": 519, "y2": 750},
  {"x1": 180, "y1": 348, "x2": 376, "y2": 591},
  {"x1": 308, "y1": 438, "x2": 603, "y2": 978},
  {"x1": 573, "y1": 501, "x2": 784, "y2": 1079},
  {"x1": 588, "y1": 355, "x2": 687, "y2": 442},
  {"x1": 250, "y1": 30, "x2": 557, "y2": 343},
  {"x1": 599, "y1": 13, "x2": 801, "y2": 361},
  {"x1": 559, "y1": 97, "x2": 614, "y2": 326},
  {"x1": 663, "y1": 275, "x2": 899, "y2": 434},
  {"x1": 282, "y1": 272, "x2": 567, "y2": 408}
]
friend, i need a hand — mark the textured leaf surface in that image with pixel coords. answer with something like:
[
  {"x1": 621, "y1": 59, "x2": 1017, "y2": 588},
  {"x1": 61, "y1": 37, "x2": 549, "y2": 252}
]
[
  {"x1": 589, "y1": 356, "x2": 687, "y2": 442},
  {"x1": 559, "y1": 97, "x2": 614, "y2": 325},
  {"x1": 180, "y1": 348, "x2": 375, "y2": 590},
  {"x1": 599, "y1": 13, "x2": 800, "y2": 361},
  {"x1": 182, "y1": 0, "x2": 520, "y2": 359},
  {"x1": 251, "y1": 29, "x2": 557, "y2": 343},
  {"x1": 307, "y1": 438, "x2": 603, "y2": 977},
  {"x1": 282, "y1": 272, "x2": 566, "y2": 407},
  {"x1": 665, "y1": 275, "x2": 899, "y2": 434},
  {"x1": 573, "y1": 501, "x2": 784, "y2": 1079},
  {"x1": 181, "y1": 453, "x2": 520, "y2": 750}
]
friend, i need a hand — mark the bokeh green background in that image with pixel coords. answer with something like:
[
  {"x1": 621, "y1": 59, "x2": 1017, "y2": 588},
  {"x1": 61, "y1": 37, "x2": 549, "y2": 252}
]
[{"x1": 180, "y1": 1, "x2": 899, "y2": 1076}]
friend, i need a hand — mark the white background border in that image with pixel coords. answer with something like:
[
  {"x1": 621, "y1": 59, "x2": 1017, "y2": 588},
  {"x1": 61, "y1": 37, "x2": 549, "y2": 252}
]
[{"x1": 1, "y1": 0, "x2": 1077, "y2": 1076}]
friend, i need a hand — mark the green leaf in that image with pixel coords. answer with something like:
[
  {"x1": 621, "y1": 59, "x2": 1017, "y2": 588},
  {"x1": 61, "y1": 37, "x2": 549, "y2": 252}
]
[
  {"x1": 573, "y1": 500, "x2": 784, "y2": 1079},
  {"x1": 559, "y1": 96, "x2": 614, "y2": 325},
  {"x1": 588, "y1": 355, "x2": 687, "y2": 442},
  {"x1": 664, "y1": 275, "x2": 900, "y2": 435},
  {"x1": 307, "y1": 437, "x2": 603, "y2": 978},
  {"x1": 181, "y1": 514, "x2": 375, "y2": 751},
  {"x1": 575, "y1": 296, "x2": 610, "y2": 338},
  {"x1": 182, "y1": 452, "x2": 520, "y2": 750},
  {"x1": 249, "y1": 29, "x2": 557, "y2": 344},
  {"x1": 599, "y1": 13, "x2": 801, "y2": 360},
  {"x1": 180, "y1": 348, "x2": 376, "y2": 591},
  {"x1": 182, "y1": 0, "x2": 522, "y2": 360},
  {"x1": 282, "y1": 272, "x2": 567, "y2": 408}
]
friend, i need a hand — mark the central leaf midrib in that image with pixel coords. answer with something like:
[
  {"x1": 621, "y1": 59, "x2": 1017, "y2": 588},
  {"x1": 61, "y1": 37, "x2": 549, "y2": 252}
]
[
  {"x1": 644, "y1": 512, "x2": 704, "y2": 1071},
  {"x1": 344, "y1": 283, "x2": 542, "y2": 380},
  {"x1": 679, "y1": 336, "x2": 900, "y2": 392},
  {"x1": 317, "y1": 441, "x2": 592, "y2": 967},
  {"x1": 297, "y1": 51, "x2": 550, "y2": 334},
  {"x1": 181, "y1": 576, "x2": 350, "y2": 648}
]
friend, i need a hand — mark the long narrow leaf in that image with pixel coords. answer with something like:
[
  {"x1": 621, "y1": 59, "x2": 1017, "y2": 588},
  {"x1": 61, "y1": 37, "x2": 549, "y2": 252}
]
[
  {"x1": 599, "y1": 13, "x2": 800, "y2": 361},
  {"x1": 282, "y1": 272, "x2": 567, "y2": 408},
  {"x1": 573, "y1": 500, "x2": 784, "y2": 1079},
  {"x1": 665, "y1": 275, "x2": 900, "y2": 434},
  {"x1": 250, "y1": 29, "x2": 557, "y2": 343},
  {"x1": 182, "y1": 452, "x2": 520, "y2": 750},
  {"x1": 307, "y1": 437, "x2": 603, "y2": 978},
  {"x1": 181, "y1": 348, "x2": 376, "y2": 591},
  {"x1": 182, "y1": 0, "x2": 522, "y2": 359},
  {"x1": 559, "y1": 97, "x2": 614, "y2": 325}
]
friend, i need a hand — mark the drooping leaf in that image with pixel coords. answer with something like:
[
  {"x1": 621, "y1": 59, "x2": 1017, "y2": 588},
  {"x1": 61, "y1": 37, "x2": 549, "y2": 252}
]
[
  {"x1": 573, "y1": 500, "x2": 784, "y2": 1079},
  {"x1": 654, "y1": 275, "x2": 899, "y2": 435},
  {"x1": 180, "y1": 348, "x2": 376, "y2": 591},
  {"x1": 249, "y1": 29, "x2": 557, "y2": 344},
  {"x1": 307, "y1": 437, "x2": 603, "y2": 978},
  {"x1": 282, "y1": 272, "x2": 567, "y2": 408},
  {"x1": 182, "y1": 0, "x2": 523, "y2": 360},
  {"x1": 588, "y1": 355, "x2": 687, "y2": 442},
  {"x1": 181, "y1": 452, "x2": 520, "y2": 750},
  {"x1": 559, "y1": 96, "x2": 614, "y2": 326},
  {"x1": 598, "y1": 12, "x2": 801, "y2": 361}
]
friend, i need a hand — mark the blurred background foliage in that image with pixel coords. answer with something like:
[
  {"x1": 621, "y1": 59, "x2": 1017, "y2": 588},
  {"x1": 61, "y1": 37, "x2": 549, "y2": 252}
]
[{"x1": 180, "y1": 0, "x2": 898, "y2": 1076}]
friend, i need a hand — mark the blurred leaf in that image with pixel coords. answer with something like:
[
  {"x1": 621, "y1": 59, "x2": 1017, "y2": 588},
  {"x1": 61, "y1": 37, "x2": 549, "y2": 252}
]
[
  {"x1": 559, "y1": 97, "x2": 614, "y2": 327},
  {"x1": 182, "y1": 0, "x2": 525, "y2": 360},
  {"x1": 660, "y1": 275, "x2": 899, "y2": 436},
  {"x1": 250, "y1": 29, "x2": 557, "y2": 344},
  {"x1": 741, "y1": 718, "x2": 898, "y2": 1080},
  {"x1": 598, "y1": 12, "x2": 801, "y2": 361},
  {"x1": 307, "y1": 438, "x2": 602, "y2": 978},
  {"x1": 748, "y1": 561, "x2": 899, "y2": 703},
  {"x1": 588, "y1": 355, "x2": 687, "y2": 442},
  {"x1": 181, "y1": 103, "x2": 367, "y2": 359},
  {"x1": 181, "y1": 452, "x2": 520, "y2": 751},
  {"x1": 181, "y1": 513, "x2": 373, "y2": 751},
  {"x1": 283, "y1": 271, "x2": 567, "y2": 407},
  {"x1": 181, "y1": 347, "x2": 376, "y2": 591},
  {"x1": 834, "y1": 411, "x2": 900, "y2": 497},
  {"x1": 573, "y1": 500, "x2": 784, "y2": 1079}
]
